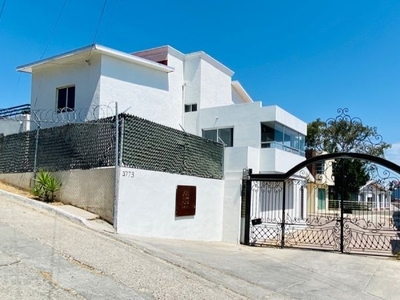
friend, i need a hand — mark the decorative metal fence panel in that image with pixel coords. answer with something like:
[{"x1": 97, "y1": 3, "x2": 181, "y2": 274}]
[{"x1": 246, "y1": 160, "x2": 400, "y2": 256}]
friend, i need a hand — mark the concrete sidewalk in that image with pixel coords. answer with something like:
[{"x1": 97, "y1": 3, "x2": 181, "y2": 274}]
[{"x1": 2, "y1": 189, "x2": 400, "y2": 299}]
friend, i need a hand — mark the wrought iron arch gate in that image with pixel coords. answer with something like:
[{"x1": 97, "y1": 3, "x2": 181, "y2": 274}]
[{"x1": 242, "y1": 153, "x2": 400, "y2": 256}]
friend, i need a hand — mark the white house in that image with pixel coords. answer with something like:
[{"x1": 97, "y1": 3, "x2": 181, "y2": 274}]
[
  {"x1": 358, "y1": 180, "x2": 391, "y2": 211},
  {"x1": 15, "y1": 44, "x2": 307, "y2": 243},
  {"x1": 0, "y1": 105, "x2": 31, "y2": 136}
]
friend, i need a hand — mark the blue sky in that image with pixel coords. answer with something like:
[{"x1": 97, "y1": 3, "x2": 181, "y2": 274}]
[{"x1": 1, "y1": 0, "x2": 399, "y2": 162}]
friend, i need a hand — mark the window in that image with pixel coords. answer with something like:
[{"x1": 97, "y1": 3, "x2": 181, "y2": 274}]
[
  {"x1": 175, "y1": 185, "x2": 196, "y2": 217},
  {"x1": 185, "y1": 104, "x2": 197, "y2": 112},
  {"x1": 57, "y1": 86, "x2": 75, "y2": 112},
  {"x1": 202, "y1": 128, "x2": 233, "y2": 147},
  {"x1": 261, "y1": 122, "x2": 305, "y2": 155},
  {"x1": 316, "y1": 161, "x2": 325, "y2": 174}
]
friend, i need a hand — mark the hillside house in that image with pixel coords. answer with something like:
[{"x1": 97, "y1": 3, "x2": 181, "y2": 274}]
[{"x1": 13, "y1": 44, "x2": 307, "y2": 243}]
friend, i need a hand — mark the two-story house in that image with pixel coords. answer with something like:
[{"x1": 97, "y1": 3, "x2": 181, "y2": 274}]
[{"x1": 16, "y1": 44, "x2": 307, "y2": 243}]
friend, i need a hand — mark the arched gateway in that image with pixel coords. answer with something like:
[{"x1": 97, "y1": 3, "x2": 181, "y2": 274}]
[{"x1": 242, "y1": 147, "x2": 400, "y2": 256}]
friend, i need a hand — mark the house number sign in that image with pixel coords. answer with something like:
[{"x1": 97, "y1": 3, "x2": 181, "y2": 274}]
[{"x1": 122, "y1": 170, "x2": 134, "y2": 178}]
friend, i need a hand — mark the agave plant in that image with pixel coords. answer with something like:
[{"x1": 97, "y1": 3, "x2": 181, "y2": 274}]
[{"x1": 32, "y1": 170, "x2": 61, "y2": 202}]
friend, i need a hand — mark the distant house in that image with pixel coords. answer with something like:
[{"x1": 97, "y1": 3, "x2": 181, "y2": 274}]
[
  {"x1": 305, "y1": 150, "x2": 335, "y2": 212},
  {"x1": 358, "y1": 180, "x2": 391, "y2": 211},
  {"x1": 11, "y1": 44, "x2": 307, "y2": 243}
]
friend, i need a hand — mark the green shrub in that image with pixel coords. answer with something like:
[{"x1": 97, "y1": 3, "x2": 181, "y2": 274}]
[{"x1": 32, "y1": 170, "x2": 61, "y2": 202}]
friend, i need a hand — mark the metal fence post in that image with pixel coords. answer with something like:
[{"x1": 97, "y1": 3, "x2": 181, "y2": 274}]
[
  {"x1": 113, "y1": 103, "x2": 119, "y2": 230},
  {"x1": 340, "y1": 159, "x2": 345, "y2": 253},
  {"x1": 32, "y1": 126, "x2": 40, "y2": 186},
  {"x1": 244, "y1": 169, "x2": 252, "y2": 245},
  {"x1": 281, "y1": 181, "x2": 286, "y2": 248}
]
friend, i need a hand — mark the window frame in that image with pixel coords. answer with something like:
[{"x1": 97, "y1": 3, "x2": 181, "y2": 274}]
[
  {"x1": 56, "y1": 85, "x2": 75, "y2": 113},
  {"x1": 261, "y1": 122, "x2": 305, "y2": 155},
  {"x1": 202, "y1": 127, "x2": 234, "y2": 147},
  {"x1": 184, "y1": 104, "x2": 197, "y2": 112}
]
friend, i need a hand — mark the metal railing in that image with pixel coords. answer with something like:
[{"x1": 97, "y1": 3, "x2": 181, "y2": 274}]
[{"x1": 0, "y1": 104, "x2": 31, "y2": 118}]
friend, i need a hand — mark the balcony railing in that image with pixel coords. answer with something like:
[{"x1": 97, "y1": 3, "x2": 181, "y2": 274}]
[{"x1": 0, "y1": 104, "x2": 31, "y2": 118}]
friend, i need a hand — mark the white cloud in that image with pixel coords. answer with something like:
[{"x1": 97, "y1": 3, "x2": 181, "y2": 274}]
[{"x1": 385, "y1": 142, "x2": 400, "y2": 166}]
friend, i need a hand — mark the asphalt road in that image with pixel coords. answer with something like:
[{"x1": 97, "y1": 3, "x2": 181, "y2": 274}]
[
  {"x1": 0, "y1": 194, "x2": 244, "y2": 300},
  {"x1": 1, "y1": 192, "x2": 400, "y2": 300}
]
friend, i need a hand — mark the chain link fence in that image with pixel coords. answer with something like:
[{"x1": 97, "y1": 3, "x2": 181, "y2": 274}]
[
  {"x1": 0, "y1": 106, "x2": 224, "y2": 222},
  {"x1": 121, "y1": 113, "x2": 224, "y2": 179},
  {"x1": 1, "y1": 112, "x2": 224, "y2": 177}
]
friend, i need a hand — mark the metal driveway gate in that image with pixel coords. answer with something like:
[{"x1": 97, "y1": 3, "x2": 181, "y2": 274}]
[{"x1": 242, "y1": 153, "x2": 400, "y2": 256}]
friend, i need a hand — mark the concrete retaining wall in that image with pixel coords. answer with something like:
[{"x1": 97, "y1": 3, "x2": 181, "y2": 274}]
[{"x1": 0, "y1": 167, "x2": 114, "y2": 223}]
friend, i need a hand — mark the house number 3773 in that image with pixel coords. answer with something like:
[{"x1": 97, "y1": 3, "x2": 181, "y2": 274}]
[{"x1": 122, "y1": 171, "x2": 134, "y2": 178}]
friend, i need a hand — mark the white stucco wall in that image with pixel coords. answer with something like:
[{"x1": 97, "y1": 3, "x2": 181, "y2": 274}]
[
  {"x1": 259, "y1": 148, "x2": 305, "y2": 174},
  {"x1": 30, "y1": 54, "x2": 101, "y2": 126},
  {"x1": 99, "y1": 55, "x2": 182, "y2": 129},
  {"x1": 167, "y1": 53, "x2": 185, "y2": 128},
  {"x1": 231, "y1": 87, "x2": 246, "y2": 104},
  {"x1": 198, "y1": 102, "x2": 306, "y2": 147},
  {"x1": 222, "y1": 179, "x2": 242, "y2": 243},
  {"x1": 224, "y1": 147, "x2": 261, "y2": 175},
  {"x1": 117, "y1": 167, "x2": 224, "y2": 241},
  {"x1": 199, "y1": 59, "x2": 232, "y2": 108},
  {"x1": 183, "y1": 57, "x2": 201, "y2": 107},
  {"x1": 183, "y1": 56, "x2": 233, "y2": 110},
  {"x1": 0, "y1": 116, "x2": 30, "y2": 136},
  {"x1": 198, "y1": 102, "x2": 306, "y2": 174}
]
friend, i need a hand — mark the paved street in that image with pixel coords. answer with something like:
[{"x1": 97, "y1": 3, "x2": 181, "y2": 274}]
[
  {"x1": 1, "y1": 191, "x2": 400, "y2": 299},
  {"x1": 0, "y1": 194, "x2": 244, "y2": 300}
]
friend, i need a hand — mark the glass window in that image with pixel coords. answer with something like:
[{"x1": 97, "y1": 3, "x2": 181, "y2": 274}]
[
  {"x1": 260, "y1": 122, "x2": 305, "y2": 155},
  {"x1": 316, "y1": 161, "x2": 325, "y2": 174},
  {"x1": 203, "y1": 129, "x2": 217, "y2": 141},
  {"x1": 57, "y1": 86, "x2": 75, "y2": 112},
  {"x1": 275, "y1": 123, "x2": 283, "y2": 143},
  {"x1": 185, "y1": 104, "x2": 197, "y2": 112},
  {"x1": 218, "y1": 128, "x2": 233, "y2": 147},
  {"x1": 202, "y1": 128, "x2": 233, "y2": 147},
  {"x1": 261, "y1": 123, "x2": 274, "y2": 142}
]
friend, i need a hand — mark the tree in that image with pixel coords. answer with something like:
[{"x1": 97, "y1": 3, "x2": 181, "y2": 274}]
[
  {"x1": 306, "y1": 118, "x2": 390, "y2": 156},
  {"x1": 306, "y1": 109, "x2": 391, "y2": 200}
]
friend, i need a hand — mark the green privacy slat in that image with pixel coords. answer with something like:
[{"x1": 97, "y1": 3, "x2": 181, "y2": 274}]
[
  {"x1": 0, "y1": 113, "x2": 223, "y2": 179},
  {"x1": 120, "y1": 114, "x2": 223, "y2": 179}
]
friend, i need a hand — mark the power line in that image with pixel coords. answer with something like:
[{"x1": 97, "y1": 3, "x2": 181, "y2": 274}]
[
  {"x1": 0, "y1": 0, "x2": 6, "y2": 23},
  {"x1": 99, "y1": 0, "x2": 119, "y2": 43},
  {"x1": 40, "y1": 0, "x2": 67, "y2": 59},
  {"x1": 92, "y1": 0, "x2": 108, "y2": 45}
]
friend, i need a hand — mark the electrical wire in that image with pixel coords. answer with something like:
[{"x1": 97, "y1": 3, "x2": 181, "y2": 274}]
[
  {"x1": 91, "y1": 0, "x2": 108, "y2": 45},
  {"x1": 98, "y1": 0, "x2": 119, "y2": 43},
  {"x1": 0, "y1": 0, "x2": 6, "y2": 23},
  {"x1": 87, "y1": 0, "x2": 108, "y2": 62},
  {"x1": 40, "y1": 0, "x2": 67, "y2": 59}
]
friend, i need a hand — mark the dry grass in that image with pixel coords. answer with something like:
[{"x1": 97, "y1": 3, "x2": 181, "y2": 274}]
[
  {"x1": 0, "y1": 180, "x2": 33, "y2": 198},
  {"x1": 0, "y1": 180, "x2": 63, "y2": 206}
]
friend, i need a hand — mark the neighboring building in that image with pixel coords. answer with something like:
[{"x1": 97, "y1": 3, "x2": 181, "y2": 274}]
[
  {"x1": 358, "y1": 180, "x2": 391, "y2": 211},
  {"x1": 15, "y1": 44, "x2": 307, "y2": 243},
  {"x1": 305, "y1": 150, "x2": 335, "y2": 212},
  {"x1": 0, "y1": 104, "x2": 31, "y2": 136}
]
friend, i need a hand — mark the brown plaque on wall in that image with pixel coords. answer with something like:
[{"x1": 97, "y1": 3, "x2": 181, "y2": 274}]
[{"x1": 175, "y1": 185, "x2": 196, "y2": 217}]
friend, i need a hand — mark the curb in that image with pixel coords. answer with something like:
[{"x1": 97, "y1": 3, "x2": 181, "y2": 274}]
[
  {"x1": 1, "y1": 188, "x2": 274, "y2": 298},
  {"x1": 0, "y1": 189, "x2": 90, "y2": 227}
]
